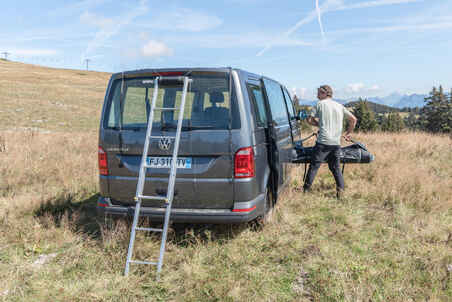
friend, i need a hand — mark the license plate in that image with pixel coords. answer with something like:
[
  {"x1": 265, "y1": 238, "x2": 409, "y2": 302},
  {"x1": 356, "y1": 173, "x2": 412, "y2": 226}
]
[{"x1": 146, "y1": 157, "x2": 192, "y2": 169}]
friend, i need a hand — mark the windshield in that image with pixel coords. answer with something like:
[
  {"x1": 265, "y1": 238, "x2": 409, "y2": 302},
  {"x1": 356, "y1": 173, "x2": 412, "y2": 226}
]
[{"x1": 105, "y1": 73, "x2": 237, "y2": 130}]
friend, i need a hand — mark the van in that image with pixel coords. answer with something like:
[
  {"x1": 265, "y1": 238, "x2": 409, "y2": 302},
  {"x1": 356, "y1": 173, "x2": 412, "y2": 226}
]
[{"x1": 97, "y1": 68, "x2": 300, "y2": 223}]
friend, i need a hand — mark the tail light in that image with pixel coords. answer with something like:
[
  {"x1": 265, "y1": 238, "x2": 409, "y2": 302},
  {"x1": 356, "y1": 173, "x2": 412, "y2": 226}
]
[
  {"x1": 98, "y1": 146, "x2": 108, "y2": 175},
  {"x1": 234, "y1": 147, "x2": 255, "y2": 178}
]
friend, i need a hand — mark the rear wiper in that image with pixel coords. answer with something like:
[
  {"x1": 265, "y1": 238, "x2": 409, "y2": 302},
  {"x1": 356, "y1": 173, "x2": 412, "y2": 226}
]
[
  {"x1": 160, "y1": 123, "x2": 177, "y2": 131},
  {"x1": 161, "y1": 123, "x2": 192, "y2": 131},
  {"x1": 161, "y1": 121, "x2": 215, "y2": 131},
  {"x1": 187, "y1": 125, "x2": 214, "y2": 130}
]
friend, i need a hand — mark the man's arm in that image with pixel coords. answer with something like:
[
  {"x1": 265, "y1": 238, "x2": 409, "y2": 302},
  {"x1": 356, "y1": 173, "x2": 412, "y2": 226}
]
[
  {"x1": 306, "y1": 116, "x2": 319, "y2": 127},
  {"x1": 343, "y1": 114, "x2": 357, "y2": 141}
]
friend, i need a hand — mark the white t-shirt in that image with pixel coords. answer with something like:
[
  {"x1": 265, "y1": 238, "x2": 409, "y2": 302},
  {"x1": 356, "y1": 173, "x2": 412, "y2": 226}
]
[{"x1": 311, "y1": 98, "x2": 353, "y2": 146}]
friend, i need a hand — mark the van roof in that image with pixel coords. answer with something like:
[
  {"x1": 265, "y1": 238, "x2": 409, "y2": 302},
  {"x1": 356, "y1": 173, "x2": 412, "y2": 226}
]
[
  {"x1": 110, "y1": 67, "x2": 284, "y2": 89},
  {"x1": 111, "y1": 67, "x2": 231, "y2": 79}
]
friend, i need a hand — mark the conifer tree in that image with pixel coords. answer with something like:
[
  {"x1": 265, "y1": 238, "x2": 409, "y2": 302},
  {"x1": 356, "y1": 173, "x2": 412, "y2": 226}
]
[
  {"x1": 420, "y1": 86, "x2": 452, "y2": 133},
  {"x1": 382, "y1": 112, "x2": 405, "y2": 132},
  {"x1": 404, "y1": 111, "x2": 420, "y2": 130},
  {"x1": 352, "y1": 98, "x2": 378, "y2": 132}
]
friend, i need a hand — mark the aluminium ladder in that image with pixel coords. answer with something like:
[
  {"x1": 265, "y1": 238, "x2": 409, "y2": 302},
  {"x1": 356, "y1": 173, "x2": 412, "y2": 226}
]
[{"x1": 124, "y1": 76, "x2": 191, "y2": 279}]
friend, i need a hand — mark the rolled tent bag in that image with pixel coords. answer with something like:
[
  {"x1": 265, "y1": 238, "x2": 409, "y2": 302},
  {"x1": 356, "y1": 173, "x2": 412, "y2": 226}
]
[
  {"x1": 340, "y1": 141, "x2": 374, "y2": 163},
  {"x1": 292, "y1": 140, "x2": 375, "y2": 164}
]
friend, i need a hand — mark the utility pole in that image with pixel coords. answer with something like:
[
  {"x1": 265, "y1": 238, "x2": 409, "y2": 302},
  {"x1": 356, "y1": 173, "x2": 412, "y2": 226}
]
[
  {"x1": 84, "y1": 58, "x2": 91, "y2": 71},
  {"x1": 1, "y1": 52, "x2": 10, "y2": 60}
]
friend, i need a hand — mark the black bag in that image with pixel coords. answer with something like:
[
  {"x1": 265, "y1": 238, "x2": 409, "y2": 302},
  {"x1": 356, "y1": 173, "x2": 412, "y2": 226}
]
[
  {"x1": 292, "y1": 140, "x2": 374, "y2": 164},
  {"x1": 340, "y1": 142, "x2": 374, "y2": 163}
]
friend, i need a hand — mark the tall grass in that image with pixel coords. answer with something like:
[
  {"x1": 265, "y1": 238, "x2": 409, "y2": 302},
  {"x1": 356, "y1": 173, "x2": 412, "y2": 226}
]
[{"x1": 0, "y1": 130, "x2": 451, "y2": 301}]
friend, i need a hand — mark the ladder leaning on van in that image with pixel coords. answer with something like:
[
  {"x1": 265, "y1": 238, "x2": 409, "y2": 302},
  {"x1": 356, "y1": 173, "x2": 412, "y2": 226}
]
[{"x1": 124, "y1": 75, "x2": 192, "y2": 280}]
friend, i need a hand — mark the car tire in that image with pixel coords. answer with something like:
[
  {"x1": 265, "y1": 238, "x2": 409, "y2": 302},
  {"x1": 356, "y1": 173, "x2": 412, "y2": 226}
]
[{"x1": 257, "y1": 186, "x2": 275, "y2": 225}]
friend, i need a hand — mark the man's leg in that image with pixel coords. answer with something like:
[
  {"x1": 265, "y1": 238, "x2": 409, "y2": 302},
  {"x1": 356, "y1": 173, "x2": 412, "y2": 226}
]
[
  {"x1": 327, "y1": 146, "x2": 345, "y2": 197},
  {"x1": 303, "y1": 144, "x2": 328, "y2": 192}
]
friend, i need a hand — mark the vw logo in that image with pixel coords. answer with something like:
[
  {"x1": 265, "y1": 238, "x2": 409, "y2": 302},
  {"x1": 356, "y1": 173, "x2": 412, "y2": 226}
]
[{"x1": 158, "y1": 137, "x2": 172, "y2": 150}]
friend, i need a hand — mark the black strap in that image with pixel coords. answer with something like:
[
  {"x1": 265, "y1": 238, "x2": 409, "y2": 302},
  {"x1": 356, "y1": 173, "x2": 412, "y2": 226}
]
[
  {"x1": 303, "y1": 163, "x2": 308, "y2": 182},
  {"x1": 342, "y1": 163, "x2": 345, "y2": 175}
]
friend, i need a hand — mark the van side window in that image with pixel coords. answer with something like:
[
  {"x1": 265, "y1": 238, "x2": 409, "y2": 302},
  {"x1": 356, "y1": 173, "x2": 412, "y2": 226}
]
[
  {"x1": 107, "y1": 84, "x2": 121, "y2": 128},
  {"x1": 247, "y1": 84, "x2": 267, "y2": 127},
  {"x1": 282, "y1": 88, "x2": 296, "y2": 119},
  {"x1": 263, "y1": 79, "x2": 289, "y2": 125}
]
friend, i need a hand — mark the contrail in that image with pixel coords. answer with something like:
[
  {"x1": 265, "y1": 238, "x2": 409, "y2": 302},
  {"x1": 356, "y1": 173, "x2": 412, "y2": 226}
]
[
  {"x1": 316, "y1": 0, "x2": 326, "y2": 41},
  {"x1": 82, "y1": 0, "x2": 148, "y2": 61},
  {"x1": 256, "y1": 0, "x2": 423, "y2": 56}
]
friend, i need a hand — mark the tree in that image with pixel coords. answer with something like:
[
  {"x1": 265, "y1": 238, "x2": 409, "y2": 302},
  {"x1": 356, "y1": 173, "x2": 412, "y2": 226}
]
[
  {"x1": 352, "y1": 98, "x2": 378, "y2": 132},
  {"x1": 404, "y1": 111, "x2": 420, "y2": 131},
  {"x1": 381, "y1": 112, "x2": 405, "y2": 132},
  {"x1": 419, "y1": 86, "x2": 452, "y2": 133}
]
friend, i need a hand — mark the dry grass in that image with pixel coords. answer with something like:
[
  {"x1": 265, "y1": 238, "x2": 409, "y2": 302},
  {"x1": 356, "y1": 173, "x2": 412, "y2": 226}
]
[
  {"x1": 0, "y1": 60, "x2": 109, "y2": 131},
  {"x1": 0, "y1": 61, "x2": 451, "y2": 301}
]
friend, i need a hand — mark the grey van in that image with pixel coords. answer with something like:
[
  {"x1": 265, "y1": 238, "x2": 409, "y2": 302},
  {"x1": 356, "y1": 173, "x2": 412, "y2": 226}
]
[{"x1": 97, "y1": 68, "x2": 300, "y2": 223}]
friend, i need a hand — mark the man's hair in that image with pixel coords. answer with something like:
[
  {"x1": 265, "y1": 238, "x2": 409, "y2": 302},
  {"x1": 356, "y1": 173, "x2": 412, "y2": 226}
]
[{"x1": 319, "y1": 85, "x2": 333, "y2": 97}]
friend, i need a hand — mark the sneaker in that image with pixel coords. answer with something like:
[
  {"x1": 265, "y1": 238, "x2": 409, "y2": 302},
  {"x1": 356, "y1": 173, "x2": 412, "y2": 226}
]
[{"x1": 336, "y1": 189, "x2": 344, "y2": 200}]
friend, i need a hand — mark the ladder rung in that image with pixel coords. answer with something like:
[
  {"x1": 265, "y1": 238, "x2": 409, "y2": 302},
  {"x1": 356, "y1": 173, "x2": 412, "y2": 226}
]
[
  {"x1": 129, "y1": 260, "x2": 158, "y2": 265},
  {"x1": 154, "y1": 107, "x2": 179, "y2": 111},
  {"x1": 138, "y1": 195, "x2": 168, "y2": 201},
  {"x1": 149, "y1": 136, "x2": 175, "y2": 139},
  {"x1": 135, "y1": 227, "x2": 163, "y2": 232}
]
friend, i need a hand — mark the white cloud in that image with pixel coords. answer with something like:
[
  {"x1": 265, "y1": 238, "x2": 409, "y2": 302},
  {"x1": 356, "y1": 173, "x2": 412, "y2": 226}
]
[
  {"x1": 169, "y1": 31, "x2": 314, "y2": 51},
  {"x1": 145, "y1": 8, "x2": 222, "y2": 32},
  {"x1": 141, "y1": 40, "x2": 173, "y2": 57},
  {"x1": 330, "y1": 20, "x2": 452, "y2": 35},
  {"x1": 80, "y1": 11, "x2": 114, "y2": 28},
  {"x1": 291, "y1": 87, "x2": 308, "y2": 99},
  {"x1": 81, "y1": 0, "x2": 149, "y2": 60},
  {"x1": 346, "y1": 83, "x2": 365, "y2": 93},
  {"x1": 334, "y1": 0, "x2": 422, "y2": 11},
  {"x1": 49, "y1": 0, "x2": 110, "y2": 17},
  {"x1": 343, "y1": 83, "x2": 382, "y2": 97}
]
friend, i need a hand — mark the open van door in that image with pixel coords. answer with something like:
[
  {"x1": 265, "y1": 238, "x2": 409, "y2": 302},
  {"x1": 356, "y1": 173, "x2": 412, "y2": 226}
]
[{"x1": 261, "y1": 78, "x2": 293, "y2": 202}]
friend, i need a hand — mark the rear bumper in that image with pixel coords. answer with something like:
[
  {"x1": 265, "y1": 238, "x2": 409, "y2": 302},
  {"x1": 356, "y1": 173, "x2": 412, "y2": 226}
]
[{"x1": 96, "y1": 193, "x2": 265, "y2": 224}]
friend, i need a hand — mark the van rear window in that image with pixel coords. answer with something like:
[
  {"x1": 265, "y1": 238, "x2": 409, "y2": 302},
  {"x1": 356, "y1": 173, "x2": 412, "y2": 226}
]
[{"x1": 105, "y1": 73, "x2": 239, "y2": 130}]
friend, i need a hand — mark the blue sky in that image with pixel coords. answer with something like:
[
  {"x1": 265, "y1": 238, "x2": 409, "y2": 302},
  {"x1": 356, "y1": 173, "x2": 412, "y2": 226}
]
[{"x1": 1, "y1": 0, "x2": 451, "y2": 99}]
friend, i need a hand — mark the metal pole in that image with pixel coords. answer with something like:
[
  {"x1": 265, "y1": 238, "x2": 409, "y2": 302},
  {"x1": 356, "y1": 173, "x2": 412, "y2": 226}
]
[{"x1": 1, "y1": 52, "x2": 10, "y2": 60}]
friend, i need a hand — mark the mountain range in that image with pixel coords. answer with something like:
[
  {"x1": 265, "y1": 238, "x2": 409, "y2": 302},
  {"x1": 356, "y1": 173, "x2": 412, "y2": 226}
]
[{"x1": 297, "y1": 93, "x2": 427, "y2": 109}]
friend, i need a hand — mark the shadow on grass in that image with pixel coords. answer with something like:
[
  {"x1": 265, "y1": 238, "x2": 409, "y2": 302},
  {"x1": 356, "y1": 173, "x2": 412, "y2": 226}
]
[
  {"x1": 33, "y1": 192, "x2": 257, "y2": 247},
  {"x1": 34, "y1": 192, "x2": 102, "y2": 238},
  {"x1": 166, "y1": 221, "x2": 254, "y2": 248}
]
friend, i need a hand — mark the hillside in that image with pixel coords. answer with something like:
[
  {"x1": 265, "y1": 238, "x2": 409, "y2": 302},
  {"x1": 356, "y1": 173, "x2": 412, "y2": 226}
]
[
  {"x1": 0, "y1": 62, "x2": 451, "y2": 301},
  {"x1": 345, "y1": 100, "x2": 400, "y2": 114},
  {"x1": 0, "y1": 60, "x2": 110, "y2": 131},
  {"x1": 296, "y1": 93, "x2": 427, "y2": 110}
]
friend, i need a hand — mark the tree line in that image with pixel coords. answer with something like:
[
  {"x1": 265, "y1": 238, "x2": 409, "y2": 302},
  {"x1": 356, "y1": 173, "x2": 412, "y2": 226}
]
[{"x1": 346, "y1": 86, "x2": 452, "y2": 133}]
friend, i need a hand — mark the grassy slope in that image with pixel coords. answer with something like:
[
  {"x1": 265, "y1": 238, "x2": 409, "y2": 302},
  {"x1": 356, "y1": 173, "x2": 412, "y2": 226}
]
[
  {"x1": 0, "y1": 61, "x2": 451, "y2": 301},
  {"x1": 0, "y1": 60, "x2": 110, "y2": 131}
]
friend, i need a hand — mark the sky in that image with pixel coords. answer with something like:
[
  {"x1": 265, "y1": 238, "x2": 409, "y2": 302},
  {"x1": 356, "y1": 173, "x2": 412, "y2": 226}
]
[{"x1": 1, "y1": 0, "x2": 451, "y2": 99}]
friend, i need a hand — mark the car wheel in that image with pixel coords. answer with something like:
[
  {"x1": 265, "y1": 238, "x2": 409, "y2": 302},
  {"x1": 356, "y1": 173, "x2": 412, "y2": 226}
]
[{"x1": 258, "y1": 186, "x2": 275, "y2": 225}]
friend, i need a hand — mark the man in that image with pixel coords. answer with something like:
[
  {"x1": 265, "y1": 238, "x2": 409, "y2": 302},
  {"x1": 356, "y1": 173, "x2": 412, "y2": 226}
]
[{"x1": 304, "y1": 85, "x2": 357, "y2": 198}]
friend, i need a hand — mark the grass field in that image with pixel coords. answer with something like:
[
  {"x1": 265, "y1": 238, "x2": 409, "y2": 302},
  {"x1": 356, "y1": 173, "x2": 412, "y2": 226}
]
[{"x1": 0, "y1": 60, "x2": 451, "y2": 301}]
